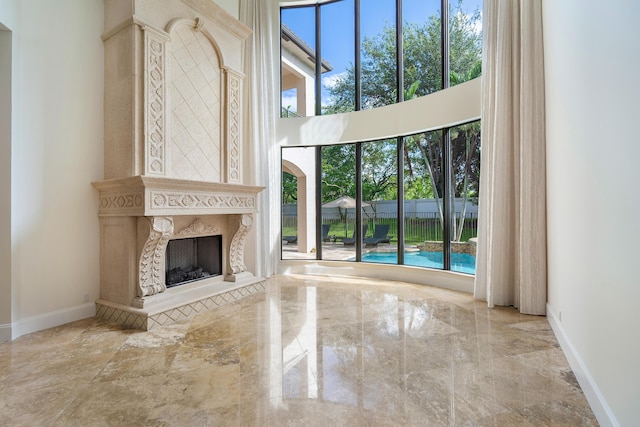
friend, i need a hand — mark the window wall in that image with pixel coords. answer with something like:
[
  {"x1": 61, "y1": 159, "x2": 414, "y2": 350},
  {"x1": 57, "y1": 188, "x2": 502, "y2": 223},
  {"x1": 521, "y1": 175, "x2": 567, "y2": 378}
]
[
  {"x1": 280, "y1": 121, "x2": 480, "y2": 273},
  {"x1": 281, "y1": 0, "x2": 483, "y2": 116},
  {"x1": 280, "y1": 0, "x2": 482, "y2": 275}
]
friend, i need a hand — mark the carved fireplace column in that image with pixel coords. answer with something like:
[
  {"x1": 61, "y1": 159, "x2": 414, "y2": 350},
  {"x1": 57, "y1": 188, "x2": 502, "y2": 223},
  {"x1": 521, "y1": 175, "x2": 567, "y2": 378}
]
[
  {"x1": 137, "y1": 216, "x2": 174, "y2": 297},
  {"x1": 225, "y1": 214, "x2": 254, "y2": 282}
]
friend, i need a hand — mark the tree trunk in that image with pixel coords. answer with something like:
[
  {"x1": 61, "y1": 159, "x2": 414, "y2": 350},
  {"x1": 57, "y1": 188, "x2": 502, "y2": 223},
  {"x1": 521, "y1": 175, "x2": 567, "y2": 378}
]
[
  {"x1": 455, "y1": 129, "x2": 477, "y2": 241},
  {"x1": 417, "y1": 142, "x2": 444, "y2": 228}
]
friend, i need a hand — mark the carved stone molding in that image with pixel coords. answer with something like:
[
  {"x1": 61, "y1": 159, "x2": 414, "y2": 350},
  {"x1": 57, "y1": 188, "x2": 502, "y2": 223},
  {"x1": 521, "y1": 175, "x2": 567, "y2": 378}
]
[
  {"x1": 225, "y1": 70, "x2": 242, "y2": 183},
  {"x1": 150, "y1": 191, "x2": 256, "y2": 211},
  {"x1": 144, "y1": 28, "x2": 168, "y2": 176},
  {"x1": 174, "y1": 218, "x2": 221, "y2": 238},
  {"x1": 98, "y1": 192, "x2": 144, "y2": 214},
  {"x1": 225, "y1": 214, "x2": 253, "y2": 281},
  {"x1": 138, "y1": 216, "x2": 174, "y2": 297}
]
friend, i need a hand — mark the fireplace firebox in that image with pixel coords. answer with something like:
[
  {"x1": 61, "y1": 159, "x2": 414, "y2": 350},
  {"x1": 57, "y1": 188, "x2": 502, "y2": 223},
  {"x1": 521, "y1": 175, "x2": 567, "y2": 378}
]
[{"x1": 166, "y1": 235, "x2": 222, "y2": 287}]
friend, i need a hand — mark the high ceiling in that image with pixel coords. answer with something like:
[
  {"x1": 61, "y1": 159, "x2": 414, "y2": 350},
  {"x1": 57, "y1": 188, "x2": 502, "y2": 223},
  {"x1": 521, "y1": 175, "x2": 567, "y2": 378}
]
[{"x1": 279, "y1": 0, "x2": 338, "y2": 6}]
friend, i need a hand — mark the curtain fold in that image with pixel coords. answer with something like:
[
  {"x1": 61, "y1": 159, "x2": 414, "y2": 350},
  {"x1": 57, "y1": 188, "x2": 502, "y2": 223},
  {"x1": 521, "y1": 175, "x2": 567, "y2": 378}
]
[
  {"x1": 474, "y1": 0, "x2": 547, "y2": 315},
  {"x1": 239, "y1": 0, "x2": 280, "y2": 278}
]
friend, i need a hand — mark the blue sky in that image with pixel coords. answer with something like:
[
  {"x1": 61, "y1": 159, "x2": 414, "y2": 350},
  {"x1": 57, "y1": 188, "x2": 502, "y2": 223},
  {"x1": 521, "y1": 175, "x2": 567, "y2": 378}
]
[{"x1": 281, "y1": 0, "x2": 482, "y2": 110}]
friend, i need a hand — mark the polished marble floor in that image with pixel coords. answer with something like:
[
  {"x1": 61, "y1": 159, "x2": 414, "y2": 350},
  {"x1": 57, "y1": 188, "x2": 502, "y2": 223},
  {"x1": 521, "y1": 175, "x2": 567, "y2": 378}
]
[{"x1": 0, "y1": 274, "x2": 598, "y2": 426}]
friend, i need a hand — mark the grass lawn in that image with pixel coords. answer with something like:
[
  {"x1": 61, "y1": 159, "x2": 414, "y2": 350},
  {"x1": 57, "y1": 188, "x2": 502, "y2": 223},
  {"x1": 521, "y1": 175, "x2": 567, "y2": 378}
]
[{"x1": 282, "y1": 220, "x2": 477, "y2": 246}]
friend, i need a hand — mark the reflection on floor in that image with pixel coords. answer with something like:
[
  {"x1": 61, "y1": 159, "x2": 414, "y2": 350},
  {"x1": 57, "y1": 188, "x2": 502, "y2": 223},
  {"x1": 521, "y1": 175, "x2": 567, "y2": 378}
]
[
  {"x1": 0, "y1": 274, "x2": 598, "y2": 426},
  {"x1": 283, "y1": 242, "x2": 402, "y2": 260}
]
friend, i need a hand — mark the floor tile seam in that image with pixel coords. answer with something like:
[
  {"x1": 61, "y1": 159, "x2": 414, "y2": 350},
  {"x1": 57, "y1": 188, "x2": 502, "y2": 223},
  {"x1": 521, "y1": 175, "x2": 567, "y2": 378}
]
[
  {"x1": 82, "y1": 338, "x2": 137, "y2": 388},
  {"x1": 2, "y1": 357, "x2": 116, "y2": 390},
  {"x1": 500, "y1": 395, "x2": 596, "y2": 424},
  {"x1": 508, "y1": 317, "x2": 551, "y2": 326},
  {"x1": 6, "y1": 330, "x2": 85, "y2": 350},
  {"x1": 499, "y1": 346, "x2": 565, "y2": 365},
  {"x1": 45, "y1": 379, "x2": 99, "y2": 426},
  {"x1": 483, "y1": 352, "x2": 583, "y2": 395},
  {"x1": 506, "y1": 349, "x2": 583, "y2": 389}
]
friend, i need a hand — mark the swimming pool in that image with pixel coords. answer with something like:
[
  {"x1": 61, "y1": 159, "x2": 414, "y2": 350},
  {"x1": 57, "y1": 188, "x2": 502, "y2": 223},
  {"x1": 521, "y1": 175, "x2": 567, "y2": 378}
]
[{"x1": 359, "y1": 251, "x2": 476, "y2": 275}]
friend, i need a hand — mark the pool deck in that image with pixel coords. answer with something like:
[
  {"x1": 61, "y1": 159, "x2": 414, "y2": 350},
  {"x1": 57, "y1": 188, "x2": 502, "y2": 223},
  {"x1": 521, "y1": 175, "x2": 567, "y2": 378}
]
[{"x1": 282, "y1": 241, "x2": 418, "y2": 261}]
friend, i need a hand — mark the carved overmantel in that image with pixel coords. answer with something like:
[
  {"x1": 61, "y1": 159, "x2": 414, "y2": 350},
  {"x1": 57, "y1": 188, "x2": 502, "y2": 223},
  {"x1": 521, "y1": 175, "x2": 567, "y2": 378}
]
[
  {"x1": 100, "y1": 0, "x2": 251, "y2": 182},
  {"x1": 93, "y1": 0, "x2": 265, "y2": 330}
]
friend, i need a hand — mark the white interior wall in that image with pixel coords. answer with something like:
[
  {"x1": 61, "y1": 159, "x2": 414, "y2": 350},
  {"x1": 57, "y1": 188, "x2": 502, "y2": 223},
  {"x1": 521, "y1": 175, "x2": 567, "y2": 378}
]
[
  {"x1": 543, "y1": 1, "x2": 640, "y2": 425},
  {"x1": 282, "y1": 146, "x2": 316, "y2": 253},
  {"x1": 0, "y1": 21, "x2": 12, "y2": 341},
  {"x1": 277, "y1": 78, "x2": 481, "y2": 147},
  {"x1": 0, "y1": 0, "x2": 104, "y2": 339},
  {"x1": 213, "y1": 0, "x2": 239, "y2": 18}
]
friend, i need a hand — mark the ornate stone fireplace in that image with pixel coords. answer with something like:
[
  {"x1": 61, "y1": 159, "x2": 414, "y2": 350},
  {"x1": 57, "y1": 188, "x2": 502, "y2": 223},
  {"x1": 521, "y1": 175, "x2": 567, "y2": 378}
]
[{"x1": 93, "y1": 0, "x2": 264, "y2": 330}]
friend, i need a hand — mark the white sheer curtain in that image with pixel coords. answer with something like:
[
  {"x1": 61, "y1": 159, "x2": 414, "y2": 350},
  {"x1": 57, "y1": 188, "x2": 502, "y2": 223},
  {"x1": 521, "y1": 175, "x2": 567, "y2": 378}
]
[
  {"x1": 240, "y1": 0, "x2": 280, "y2": 277},
  {"x1": 474, "y1": 0, "x2": 547, "y2": 314}
]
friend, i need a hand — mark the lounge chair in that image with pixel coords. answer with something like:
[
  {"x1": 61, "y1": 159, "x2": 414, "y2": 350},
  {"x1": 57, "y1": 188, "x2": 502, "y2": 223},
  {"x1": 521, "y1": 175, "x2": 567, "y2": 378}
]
[
  {"x1": 342, "y1": 225, "x2": 369, "y2": 246},
  {"x1": 284, "y1": 224, "x2": 331, "y2": 245},
  {"x1": 364, "y1": 224, "x2": 390, "y2": 247},
  {"x1": 283, "y1": 235, "x2": 297, "y2": 244},
  {"x1": 321, "y1": 224, "x2": 332, "y2": 242}
]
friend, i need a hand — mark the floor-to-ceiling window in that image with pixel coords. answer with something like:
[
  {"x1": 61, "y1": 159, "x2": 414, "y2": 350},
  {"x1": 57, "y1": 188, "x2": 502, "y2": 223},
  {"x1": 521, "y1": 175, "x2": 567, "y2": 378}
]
[
  {"x1": 449, "y1": 121, "x2": 481, "y2": 273},
  {"x1": 280, "y1": 0, "x2": 482, "y2": 274},
  {"x1": 361, "y1": 139, "x2": 399, "y2": 263},
  {"x1": 403, "y1": 129, "x2": 444, "y2": 269},
  {"x1": 320, "y1": 143, "x2": 356, "y2": 261}
]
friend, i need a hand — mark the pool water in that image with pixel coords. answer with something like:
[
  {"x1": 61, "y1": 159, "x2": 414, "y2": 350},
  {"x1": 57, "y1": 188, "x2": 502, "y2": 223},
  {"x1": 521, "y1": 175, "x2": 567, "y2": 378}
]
[{"x1": 360, "y1": 251, "x2": 476, "y2": 275}]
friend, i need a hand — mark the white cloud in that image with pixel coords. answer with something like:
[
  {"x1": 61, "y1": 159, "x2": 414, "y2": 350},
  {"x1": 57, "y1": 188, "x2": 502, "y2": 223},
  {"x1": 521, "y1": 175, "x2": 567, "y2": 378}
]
[
  {"x1": 322, "y1": 71, "x2": 348, "y2": 90},
  {"x1": 472, "y1": 14, "x2": 482, "y2": 35},
  {"x1": 281, "y1": 92, "x2": 297, "y2": 113},
  {"x1": 455, "y1": 10, "x2": 482, "y2": 35}
]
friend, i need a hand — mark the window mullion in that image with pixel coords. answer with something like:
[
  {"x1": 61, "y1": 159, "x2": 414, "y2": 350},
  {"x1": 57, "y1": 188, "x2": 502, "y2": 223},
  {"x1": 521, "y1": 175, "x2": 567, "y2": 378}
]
[
  {"x1": 356, "y1": 142, "x2": 363, "y2": 261},
  {"x1": 316, "y1": 146, "x2": 323, "y2": 260},
  {"x1": 355, "y1": 0, "x2": 361, "y2": 111},
  {"x1": 396, "y1": 0, "x2": 403, "y2": 103},
  {"x1": 315, "y1": 4, "x2": 322, "y2": 116},
  {"x1": 397, "y1": 136, "x2": 405, "y2": 264},
  {"x1": 441, "y1": 0, "x2": 451, "y2": 270}
]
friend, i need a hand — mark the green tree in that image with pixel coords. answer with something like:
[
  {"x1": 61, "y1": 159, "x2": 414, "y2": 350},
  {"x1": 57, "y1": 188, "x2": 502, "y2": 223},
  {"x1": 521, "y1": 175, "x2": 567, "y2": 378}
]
[
  {"x1": 282, "y1": 172, "x2": 297, "y2": 204},
  {"x1": 321, "y1": 141, "x2": 399, "y2": 204},
  {"x1": 362, "y1": 140, "x2": 398, "y2": 202},
  {"x1": 321, "y1": 144, "x2": 356, "y2": 203}
]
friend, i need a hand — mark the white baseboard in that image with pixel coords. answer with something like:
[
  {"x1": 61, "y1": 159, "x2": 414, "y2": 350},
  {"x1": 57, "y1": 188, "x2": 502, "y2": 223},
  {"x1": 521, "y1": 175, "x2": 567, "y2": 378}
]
[
  {"x1": 546, "y1": 303, "x2": 619, "y2": 427},
  {"x1": 10, "y1": 303, "x2": 96, "y2": 341}
]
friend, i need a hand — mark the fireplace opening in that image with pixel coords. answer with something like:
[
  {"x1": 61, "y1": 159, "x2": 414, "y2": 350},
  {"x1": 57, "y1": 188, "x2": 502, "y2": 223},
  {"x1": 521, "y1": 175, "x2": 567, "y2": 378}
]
[{"x1": 165, "y1": 235, "x2": 222, "y2": 288}]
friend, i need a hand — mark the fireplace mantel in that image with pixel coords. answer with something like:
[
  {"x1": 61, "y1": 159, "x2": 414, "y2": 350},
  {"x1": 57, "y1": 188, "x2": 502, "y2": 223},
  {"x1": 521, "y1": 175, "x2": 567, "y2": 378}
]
[{"x1": 93, "y1": 176, "x2": 264, "y2": 217}]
